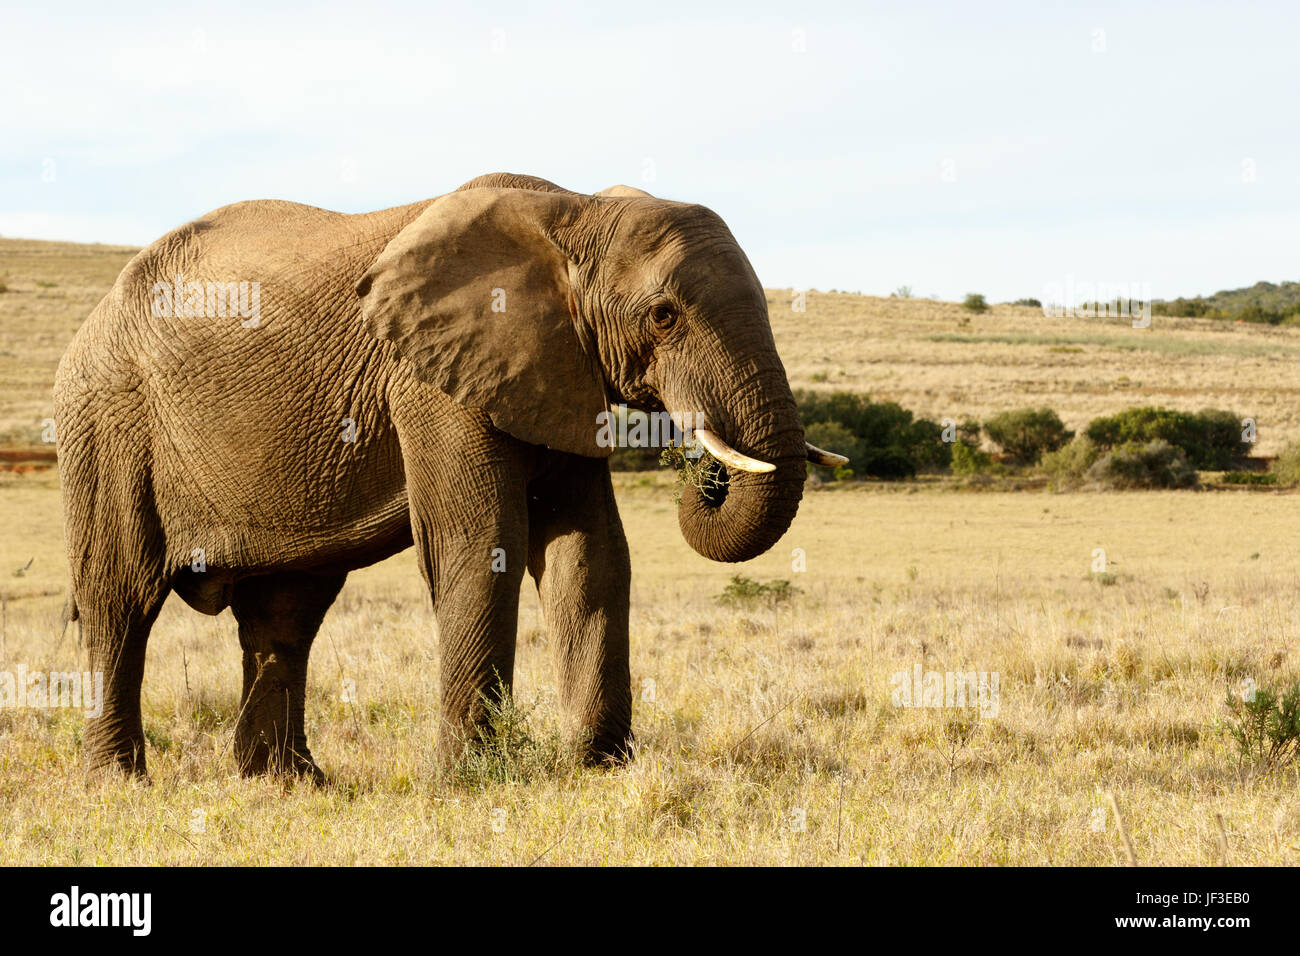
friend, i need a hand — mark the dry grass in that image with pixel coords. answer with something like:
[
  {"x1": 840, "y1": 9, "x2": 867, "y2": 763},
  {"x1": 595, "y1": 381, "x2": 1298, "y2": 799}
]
[
  {"x1": 1, "y1": 239, "x2": 1298, "y2": 865},
  {"x1": 2, "y1": 470, "x2": 1298, "y2": 865}
]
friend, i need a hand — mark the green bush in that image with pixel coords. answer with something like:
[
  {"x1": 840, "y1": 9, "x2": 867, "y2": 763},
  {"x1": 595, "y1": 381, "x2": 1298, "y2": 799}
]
[
  {"x1": 1040, "y1": 435, "x2": 1100, "y2": 489},
  {"x1": 1272, "y1": 442, "x2": 1300, "y2": 488},
  {"x1": 1085, "y1": 406, "x2": 1248, "y2": 469},
  {"x1": 962, "y1": 293, "x2": 989, "y2": 313},
  {"x1": 796, "y1": 390, "x2": 948, "y2": 481},
  {"x1": 1221, "y1": 680, "x2": 1300, "y2": 771},
  {"x1": 1191, "y1": 408, "x2": 1250, "y2": 469},
  {"x1": 950, "y1": 441, "x2": 994, "y2": 477},
  {"x1": 1155, "y1": 297, "x2": 1300, "y2": 325},
  {"x1": 954, "y1": 418, "x2": 982, "y2": 448},
  {"x1": 1220, "y1": 472, "x2": 1275, "y2": 486},
  {"x1": 983, "y1": 408, "x2": 1073, "y2": 465},
  {"x1": 717, "y1": 575, "x2": 799, "y2": 607},
  {"x1": 453, "y1": 683, "x2": 575, "y2": 789},
  {"x1": 607, "y1": 445, "x2": 661, "y2": 470},
  {"x1": 1010, "y1": 297, "x2": 1042, "y2": 308},
  {"x1": 1085, "y1": 439, "x2": 1198, "y2": 489}
]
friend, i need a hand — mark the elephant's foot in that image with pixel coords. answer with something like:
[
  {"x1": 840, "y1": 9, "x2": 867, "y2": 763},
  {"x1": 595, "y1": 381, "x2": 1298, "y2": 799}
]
[
  {"x1": 579, "y1": 727, "x2": 635, "y2": 768},
  {"x1": 234, "y1": 729, "x2": 326, "y2": 784},
  {"x1": 85, "y1": 723, "x2": 150, "y2": 782}
]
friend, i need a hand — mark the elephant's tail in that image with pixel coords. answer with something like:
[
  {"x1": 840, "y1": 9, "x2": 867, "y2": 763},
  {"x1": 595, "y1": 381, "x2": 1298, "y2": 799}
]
[{"x1": 60, "y1": 594, "x2": 80, "y2": 649}]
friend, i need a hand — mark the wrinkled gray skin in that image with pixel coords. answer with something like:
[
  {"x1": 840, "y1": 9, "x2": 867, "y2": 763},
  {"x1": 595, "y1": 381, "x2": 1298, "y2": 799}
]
[{"x1": 55, "y1": 173, "x2": 806, "y2": 780}]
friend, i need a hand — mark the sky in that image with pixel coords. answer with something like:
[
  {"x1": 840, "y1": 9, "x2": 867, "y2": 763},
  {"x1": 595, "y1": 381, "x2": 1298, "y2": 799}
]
[{"x1": 2, "y1": 0, "x2": 1298, "y2": 302}]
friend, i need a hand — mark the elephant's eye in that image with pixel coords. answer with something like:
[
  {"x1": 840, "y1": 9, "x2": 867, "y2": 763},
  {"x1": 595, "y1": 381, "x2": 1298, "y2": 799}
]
[{"x1": 650, "y1": 304, "x2": 677, "y2": 331}]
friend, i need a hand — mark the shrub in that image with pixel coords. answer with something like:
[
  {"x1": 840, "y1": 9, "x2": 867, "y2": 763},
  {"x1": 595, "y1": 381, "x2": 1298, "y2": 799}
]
[
  {"x1": 1220, "y1": 472, "x2": 1275, "y2": 486},
  {"x1": 1040, "y1": 435, "x2": 1100, "y2": 489},
  {"x1": 717, "y1": 575, "x2": 799, "y2": 607},
  {"x1": 796, "y1": 390, "x2": 948, "y2": 480},
  {"x1": 607, "y1": 445, "x2": 661, "y2": 470},
  {"x1": 1190, "y1": 408, "x2": 1249, "y2": 469},
  {"x1": 453, "y1": 684, "x2": 575, "y2": 789},
  {"x1": 1221, "y1": 680, "x2": 1300, "y2": 772},
  {"x1": 1272, "y1": 441, "x2": 1300, "y2": 488},
  {"x1": 1010, "y1": 297, "x2": 1042, "y2": 308},
  {"x1": 952, "y1": 418, "x2": 981, "y2": 449},
  {"x1": 1085, "y1": 439, "x2": 1198, "y2": 489},
  {"x1": 1085, "y1": 406, "x2": 1248, "y2": 469},
  {"x1": 962, "y1": 293, "x2": 989, "y2": 313},
  {"x1": 983, "y1": 408, "x2": 1072, "y2": 465},
  {"x1": 907, "y1": 418, "x2": 951, "y2": 471},
  {"x1": 950, "y1": 441, "x2": 994, "y2": 476}
]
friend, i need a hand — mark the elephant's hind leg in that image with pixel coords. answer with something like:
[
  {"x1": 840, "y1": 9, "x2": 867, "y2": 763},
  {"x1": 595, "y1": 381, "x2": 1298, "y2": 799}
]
[
  {"x1": 59, "y1": 429, "x2": 170, "y2": 780},
  {"x1": 229, "y1": 571, "x2": 345, "y2": 781},
  {"x1": 79, "y1": 586, "x2": 169, "y2": 779}
]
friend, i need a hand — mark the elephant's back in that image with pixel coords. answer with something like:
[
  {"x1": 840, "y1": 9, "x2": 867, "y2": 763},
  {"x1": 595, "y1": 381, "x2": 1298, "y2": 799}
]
[
  {"x1": 56, "y1": 198, "x2": 429, "y2": 564},
  {"x1": 72, "y1": 198, "x2": 432, "y2": 383}
]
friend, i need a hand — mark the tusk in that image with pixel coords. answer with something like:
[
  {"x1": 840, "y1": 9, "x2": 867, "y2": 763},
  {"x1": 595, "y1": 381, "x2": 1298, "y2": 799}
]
[
  {"x1": 806, "y1": 442, "x2": 849, "y2": 467},
  {"x1": 692, "y1": 429, "x2": 776, "y2": 474}
]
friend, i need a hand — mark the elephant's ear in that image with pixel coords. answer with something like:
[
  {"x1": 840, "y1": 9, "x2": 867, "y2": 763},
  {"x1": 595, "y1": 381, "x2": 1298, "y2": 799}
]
[
  {"x1": 357, "y1": 188, "x2": 610, "y2": 458},
  {"x1": 595, "y1": 184, "x2": 655, "y2": 198}
]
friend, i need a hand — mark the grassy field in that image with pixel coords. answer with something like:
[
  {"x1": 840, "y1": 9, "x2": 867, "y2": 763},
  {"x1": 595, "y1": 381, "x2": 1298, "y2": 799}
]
[{"x1": 1, "y1": 238, "x2": 1298, "y2": 865}]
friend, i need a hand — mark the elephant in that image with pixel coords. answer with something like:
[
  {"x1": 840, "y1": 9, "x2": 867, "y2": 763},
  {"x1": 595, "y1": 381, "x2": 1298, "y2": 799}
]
[{"x1": 54, "y1": 171, "x2": 846, "y2": 780}]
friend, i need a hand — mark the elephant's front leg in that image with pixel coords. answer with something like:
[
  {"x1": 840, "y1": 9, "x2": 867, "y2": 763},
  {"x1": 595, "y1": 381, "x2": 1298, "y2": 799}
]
[
  {"x1": 527, "y1": 455, "x2": 632, "y2": 763},
  {"x1": 428, "y1": 530, "x2": 528, "y2": 755},
  {"x1": 404, "y1": 433, "x2": 531, "y2": 759}
]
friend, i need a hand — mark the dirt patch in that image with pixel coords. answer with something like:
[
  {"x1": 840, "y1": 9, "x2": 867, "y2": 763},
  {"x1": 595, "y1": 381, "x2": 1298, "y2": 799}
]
[{"x1": 0, "y1": 448, "x2": 57, "y2": 473}]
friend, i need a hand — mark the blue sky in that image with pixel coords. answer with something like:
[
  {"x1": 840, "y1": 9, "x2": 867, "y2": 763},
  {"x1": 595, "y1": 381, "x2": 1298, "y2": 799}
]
[{"x1": 3, "y1": 0, "x2": 1297, "y2": 301}]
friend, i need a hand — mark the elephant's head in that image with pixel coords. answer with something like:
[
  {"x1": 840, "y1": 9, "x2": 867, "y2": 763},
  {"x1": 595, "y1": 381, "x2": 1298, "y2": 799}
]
[{"x1": 356, "y1": 178, "x2": 843, "y2": 563}]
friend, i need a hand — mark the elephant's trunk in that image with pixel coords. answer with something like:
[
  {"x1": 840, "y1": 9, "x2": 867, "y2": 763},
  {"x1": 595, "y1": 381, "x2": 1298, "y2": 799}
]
[{"x1": 675, "y1": 369, "x2": 805, "y2": 563}]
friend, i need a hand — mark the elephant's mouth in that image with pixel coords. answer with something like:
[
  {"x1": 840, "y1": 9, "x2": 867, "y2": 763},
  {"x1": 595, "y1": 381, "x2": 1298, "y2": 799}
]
[
  {"x1": 694, "y1": 459, "x2": 729, "y2": 508},
  {"x1": 668, "y1": 406, "x2": 848, "y2": 564}
]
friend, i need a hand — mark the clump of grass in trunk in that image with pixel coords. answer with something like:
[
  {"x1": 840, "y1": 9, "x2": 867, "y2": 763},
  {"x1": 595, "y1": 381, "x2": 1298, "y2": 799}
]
[
  {"x1": 660, "y1": 445, "x2": 727, "y2": 504},
  {"x1": 1219, "y1": 680, "x2": 1300, "y2": 773},
  {"x1": 451, "y1": 683, "x2": 576, "y2": 790}
]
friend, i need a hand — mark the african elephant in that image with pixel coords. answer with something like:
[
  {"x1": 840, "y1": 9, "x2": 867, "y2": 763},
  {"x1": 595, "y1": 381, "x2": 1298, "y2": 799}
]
[{"x1": 54, "y1": 171, "x2": 844, "y2": 780}]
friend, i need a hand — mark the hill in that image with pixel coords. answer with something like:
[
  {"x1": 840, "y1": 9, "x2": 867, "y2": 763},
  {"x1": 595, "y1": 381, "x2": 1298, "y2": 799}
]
[{"x1": 3, "y1": 238, "x2": 1299, "y2": 455}]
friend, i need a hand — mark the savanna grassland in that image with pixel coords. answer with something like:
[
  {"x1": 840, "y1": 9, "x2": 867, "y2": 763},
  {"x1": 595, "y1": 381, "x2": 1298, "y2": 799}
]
[{"x1": 1, "y1": 237, "x2": 1298, "y2": 865}]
